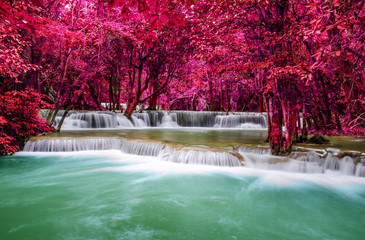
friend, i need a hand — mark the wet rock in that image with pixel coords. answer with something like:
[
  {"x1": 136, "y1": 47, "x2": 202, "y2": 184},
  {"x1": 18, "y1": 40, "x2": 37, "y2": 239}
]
[
  {"x1": 308, "y1": 134, "x2": 330, "y2": 144},
  {"x1": 360, "y1": 153, "x2": 365, "y2": 163},
  {"x1": 337, "y1": 151, "x2": 362, "y2": 159}
]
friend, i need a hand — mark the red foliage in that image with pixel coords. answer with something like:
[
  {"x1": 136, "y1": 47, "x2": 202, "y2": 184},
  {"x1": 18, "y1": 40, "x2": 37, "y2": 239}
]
[
  {"x1": 0, "y1": 0, "x2": 364, "y2": 154},
  {"x1": 0, "y1": 89, "x2": 52, "y2": 155}
]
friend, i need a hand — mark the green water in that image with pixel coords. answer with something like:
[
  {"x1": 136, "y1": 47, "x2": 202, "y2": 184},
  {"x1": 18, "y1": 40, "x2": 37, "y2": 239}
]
[
  {"x1": 1, "y1": 152, "x2": 365, "y2": 240},
  {"x1": 41, "y1": 128, "x2": 268, "y2": 147},
  {"x1": 35, "y1": 129, "x2": 365, "y2": 152}
]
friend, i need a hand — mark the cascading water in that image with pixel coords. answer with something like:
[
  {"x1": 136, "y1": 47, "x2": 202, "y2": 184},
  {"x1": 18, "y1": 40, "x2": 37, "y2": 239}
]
[
  {"x1": 6, "y1": 110, "x2": 364, "y2": 240},
  {"x1": 51, "y1": 110, "x2": 268, "y2": 130},
  {"x1": 159, "y1": 146, "x2": 242, "y2": 167},
  {"x1": 214, "y1": 113, "x2": 267, "y2": 129},
  {"x1": 239, "y1": 146, "x2": 365, "y2": 177},
  {"x1": 23, "y1": 138, "x2": 242, "y2": 167},
  {"x1": 23, "y1": 137, "x2": 365, "y2": 177},
  {"x1": 57, "y1": 112, "x2": 119, "y2": 129}
]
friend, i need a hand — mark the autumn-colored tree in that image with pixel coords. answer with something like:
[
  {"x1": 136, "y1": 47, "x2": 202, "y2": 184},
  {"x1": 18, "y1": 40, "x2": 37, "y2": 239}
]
[{"x1": 1, "y1": 0, "x2": 364, "y2": 155}]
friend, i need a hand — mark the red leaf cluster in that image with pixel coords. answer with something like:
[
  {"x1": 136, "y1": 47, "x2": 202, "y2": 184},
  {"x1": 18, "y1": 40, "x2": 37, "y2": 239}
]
[{"x1": 0, "y1": 89, "x2": 52, "y2": 155}]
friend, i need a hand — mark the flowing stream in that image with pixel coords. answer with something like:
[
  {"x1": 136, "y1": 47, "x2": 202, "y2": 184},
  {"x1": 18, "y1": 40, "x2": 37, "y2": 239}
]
[{"x1": 1, "y1": 111, "x2": 365, "y2": 239}]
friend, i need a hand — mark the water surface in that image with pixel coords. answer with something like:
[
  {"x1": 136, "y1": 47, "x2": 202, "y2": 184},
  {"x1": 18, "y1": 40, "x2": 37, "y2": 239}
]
[{"x1": 1, "y1": 151, "x2": 365, "y2": 240}]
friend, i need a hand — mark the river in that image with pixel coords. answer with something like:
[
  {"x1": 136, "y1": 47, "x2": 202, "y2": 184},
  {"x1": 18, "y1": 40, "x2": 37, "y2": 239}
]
[{"x1": 1, "y1": 111, "x2": 364, "y2": 239}]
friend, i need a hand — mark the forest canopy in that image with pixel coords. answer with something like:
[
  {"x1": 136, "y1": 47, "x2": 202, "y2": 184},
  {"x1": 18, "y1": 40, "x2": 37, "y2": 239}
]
[{"x1": 1, "y1": 0, "x2": 364, "y2": 155}]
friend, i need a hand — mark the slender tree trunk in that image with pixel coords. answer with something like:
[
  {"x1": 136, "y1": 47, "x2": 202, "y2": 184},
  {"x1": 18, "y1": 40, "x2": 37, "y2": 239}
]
[
  {"x1": 265, "y1": 97, "x2": 272, "y2": 142},
  {"x1": 124, "y1": 99, "x2": 138, "y2": 119},
  {"x1": 208, "y1": 76, "x2": 215, "y2": 111},
  {"x1": 149, "y1": 94, "x2": 158, "y2": 110},
  {"x1": 60, "y1": 48, "x2": 72, "y2": 92},
  {"x1": 148, "y1": 79, "x2": 159, "y2": 110},
  {"x1": 267, "y1": 84, "x2": 294, "y2": 155},
  {"x1": 258, "y1": 94, "x2": 265, "y2": 112},
  {"x1": 46, "y1": 109, "x2": 55, "y2": 123},
  {"x1": 116, "y1": 79, "x2": 121, "y2": 110},
  {"x1": 269, "y1": 96, "x2": 283, "y2": 155},
  {"x1": 109, "y1": 72, "x2": 114, "y2": 111},
  {"x1": 56, "y1": 110, "x2": 69, "y2": 132},
  {"x1": 226, "y1": 80, "x2": 231, "y2": 112},
  {"x1": 335, "y1": 110, "x2": 342, "y2": 132},
  {"x1": 88, "y1": 84, "x2": 102, "y2": 111},
  {"x1": 281, "y1": 100, "x2": 292, "y2": 153},
  {"x1": 294, "y1": 113, "x2": 299, "y2": 143},
  {"x1": 125, "y1": 65, "x2": 143, "y2": 117},
  {"x1": 220, "y1": 82, "x2": 224, "y2": 111},
  {"x1": 49, "y1": 109, "x2": 59, "y2": 126},
  {"x1": 191, "y1": 93, "x2": 196, "y2": 111}
]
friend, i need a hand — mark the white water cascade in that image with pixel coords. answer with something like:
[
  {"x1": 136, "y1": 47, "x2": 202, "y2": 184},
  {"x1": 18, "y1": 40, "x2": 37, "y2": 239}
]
[
  {"x1": 160, "y1": 146, "x2": 242, "y2": 167},
  {"x1": 214, "y1": 113, "x2": 267, "y2": 129},
  {"x1": 23, "y1": 138, "x2": 242, "y2": 167},
  {"x1": 50, "y1": 111, "x2": 268, "y2": 130},
  {"x1": 23, "y1": 138, "x2": 365, "y2": 176},
  {"x1": 54, "y1": 112, "x2": 119, "y2": 130},
  {"x1": 239, "y1": 147, "x2": 365, "y2": 177}
]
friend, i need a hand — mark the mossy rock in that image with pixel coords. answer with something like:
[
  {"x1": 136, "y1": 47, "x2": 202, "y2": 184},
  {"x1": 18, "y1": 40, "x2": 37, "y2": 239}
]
[{"x1": 308, "y1": 134, "x2": 330, "y2": 144}]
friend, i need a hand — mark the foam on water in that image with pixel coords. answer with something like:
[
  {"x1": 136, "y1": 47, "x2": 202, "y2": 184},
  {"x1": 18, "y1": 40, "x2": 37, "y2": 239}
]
[
  {"x1": 239, "y1": 147, "x2": 365, "y2": 177},
  {"x1": 23, "y1": 138, "x2": 242, "y2": 167},
  {"x1": 16, "y1": 150, "x2": 365, "y2": 187},
  {"x1": 5, "y1": 149, "x2": 365, "y2": 240}
]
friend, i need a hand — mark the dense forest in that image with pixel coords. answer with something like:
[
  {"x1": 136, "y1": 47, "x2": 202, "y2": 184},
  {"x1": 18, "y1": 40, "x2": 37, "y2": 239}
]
[{"x1": 1, "y1": 0, "x2": 364, "y2": 155}]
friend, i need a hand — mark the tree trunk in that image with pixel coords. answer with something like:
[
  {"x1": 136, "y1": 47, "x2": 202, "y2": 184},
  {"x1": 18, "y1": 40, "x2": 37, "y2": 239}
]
[
  {"x1": 226, "y1": 80, "x2": 231, "y2": 112},
  {"x1": 269, "y1": 97, "x2": 283, "y2": 155},
  {"x1": 191, "y1": 93, "x2": 196, "y2": 111},
  {"x1": 109, "y1": 74, "x2": 114, "y2": 111},
  {"x1": 56, "y1": 110, "x2": 69, "y2": 132},
  {"x1": 268, "y1": 96, "x2": 293, "y2": 155},
  {"x1": 46, "y1": 109, "x2": 55, "y2": 123},
  {"x1": 49, "y1": 109, "x2": 59, "y2": 126},
  {"x1": 265, "y1": 97, "x2": 272, "y2": 142},
  {"x1": 148, "y1": 94, "x2": 158, "y2": 110},
  {"x1": 116, "y1": 79, "x2": 121, "y2": 110},
  {"x1": 208, "y1": 77, "x2": 215, "y2": 111},
  {"x1": 258, "y1": 94, "x2": 264, "y2": 112},
  {"x1": 124, "y1": 99, "x2": 138, "y2": 119}
]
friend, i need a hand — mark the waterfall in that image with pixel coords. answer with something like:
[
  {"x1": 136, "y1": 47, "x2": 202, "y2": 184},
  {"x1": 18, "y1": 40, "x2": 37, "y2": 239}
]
[
  {"x1": 54, "y1": 112, "x2": 118, "y2": 129},
  {"x1": 50, "y1": 110, "x2": 268, "y2": 130},
  {"x1": 159, "y1": 146, "x2": 242, "y2": 167},
  {"x1": 119, "y1": 139, "x2": 164, "y2": 156},
  {"x1": 23, "y1": 138, "x2": 242, "y2": 167},
  {"x1": 24, "y1": 138, "x2": 121, "y2": 152},
  {"x1": 214, "y1": 113, "x2": 267, "y2": 129},
  {"x1": 23, "y1": 138, "x2": 364, "y2": 176},
  {"x1": 159, "y1": 112, "x2": 179, "y2": 127},
  {"x1": 133, "y1": 112, "x2": 151, "y2": 127},
  {"x1": 24, "y1": 138, "x2": 163, "y2": 156},
  {"x1": 239, "y1": 147, "x2": 365, "y2": 177},
  {"x1": 174, "y1": 111, "x2": 218, "y2": 127},
  {"x1": 116, "y1": 115, "x2": 134, "y2": 128}
]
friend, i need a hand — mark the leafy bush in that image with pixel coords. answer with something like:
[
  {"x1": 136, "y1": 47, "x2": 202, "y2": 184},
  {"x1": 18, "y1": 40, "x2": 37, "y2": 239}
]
[{"x1": 0, "y1": 89, "x2": 52, "y2": 155}]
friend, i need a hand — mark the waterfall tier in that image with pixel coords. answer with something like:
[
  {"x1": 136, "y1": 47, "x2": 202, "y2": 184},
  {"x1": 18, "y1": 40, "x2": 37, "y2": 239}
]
[
  {"x1": 239, "y1": 146, "x2": 365, "y2": 177},
  {"x1": 23, "y1": 138, "x2": 242, "y2": 167},
  {"x1": 23, "y1": 137, "x2": 365, "y2": 177},
  {"x1": 49, "y1": 111, "x2": 267, "y2": 130},
  {"x1": 160, "y1": 146, "x2": 242, "y2": 167}
]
